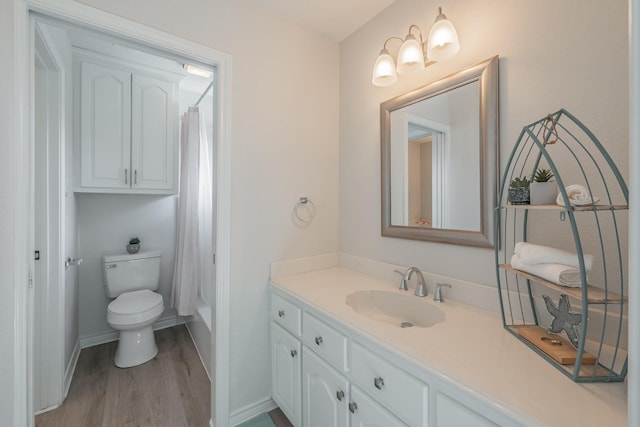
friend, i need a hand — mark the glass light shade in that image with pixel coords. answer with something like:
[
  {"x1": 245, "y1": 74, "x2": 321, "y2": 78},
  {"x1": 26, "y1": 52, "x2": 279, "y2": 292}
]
[
  {"x1": 396, "y1": 35, "x2": 425, "y2": 75},
  {"x1": 372, "y1": 49, "x2": 398, "y2": 87},
  {"x1": 426, "y1": 16, "x2": 460, "y2": 62}
]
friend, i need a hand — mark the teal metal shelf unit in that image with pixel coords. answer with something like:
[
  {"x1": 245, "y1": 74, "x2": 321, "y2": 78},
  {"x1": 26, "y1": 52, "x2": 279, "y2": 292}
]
[{"x1": 495, "y1": 109, "x2": 628, "y2": 382}]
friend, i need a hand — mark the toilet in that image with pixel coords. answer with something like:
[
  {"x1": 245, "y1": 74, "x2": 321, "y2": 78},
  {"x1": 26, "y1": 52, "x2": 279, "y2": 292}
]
[{"x1": 102, "y1": 250, "x2": 164, "y2": 368}]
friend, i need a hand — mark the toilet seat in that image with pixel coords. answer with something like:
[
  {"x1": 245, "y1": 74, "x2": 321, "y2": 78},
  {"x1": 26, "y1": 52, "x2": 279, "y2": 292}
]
[{"x1": 107, "y1": 289, "x2": 164, "y2": 327}]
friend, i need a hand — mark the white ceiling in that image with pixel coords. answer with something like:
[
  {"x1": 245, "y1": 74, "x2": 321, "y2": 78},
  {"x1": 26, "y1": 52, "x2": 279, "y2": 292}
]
[{"x1": 258, "y1": 0, "x2": 397, "y2": 42}]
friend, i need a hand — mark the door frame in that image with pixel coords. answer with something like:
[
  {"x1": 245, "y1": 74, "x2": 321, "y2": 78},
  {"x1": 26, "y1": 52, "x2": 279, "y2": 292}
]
[
  {"x1": 13, "y1": 1, "x2": 233, "y2": 426},
  {"x1": 32, "y1": 22, "x2": 66, "y2": 413}
]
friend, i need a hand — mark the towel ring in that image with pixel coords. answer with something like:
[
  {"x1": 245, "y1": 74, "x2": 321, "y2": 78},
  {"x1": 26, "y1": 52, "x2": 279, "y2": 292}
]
[{"x1": 294, "y1": 197, "x2": 316, "y2": 223}]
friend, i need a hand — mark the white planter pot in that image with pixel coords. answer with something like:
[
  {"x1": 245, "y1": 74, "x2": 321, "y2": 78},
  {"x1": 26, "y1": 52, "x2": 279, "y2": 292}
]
[{"x1": 530, "y1": 182, "x2": 558, "y2": 205}]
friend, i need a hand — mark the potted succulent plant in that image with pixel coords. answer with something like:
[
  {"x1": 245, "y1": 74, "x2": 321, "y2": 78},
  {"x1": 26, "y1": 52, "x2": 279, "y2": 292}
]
[
  {"x1": 508, "y1": 176, "x2": 530, "y2": 205},
  {"x1": 530, "y1": 168, "x2": 557, "y2": 205},
  {"x1": 127, "y1": 236, "x2": 141, "y2": 254}
]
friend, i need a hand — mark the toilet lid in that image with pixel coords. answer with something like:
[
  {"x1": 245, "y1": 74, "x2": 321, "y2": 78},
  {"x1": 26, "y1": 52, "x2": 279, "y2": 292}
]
[{"x1": 108, "y1": 289, "x2": 163, "y2": 315}]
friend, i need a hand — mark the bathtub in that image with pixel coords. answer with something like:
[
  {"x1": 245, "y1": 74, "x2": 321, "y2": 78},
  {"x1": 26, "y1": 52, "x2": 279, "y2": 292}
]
[{"x1": 186, "y1": 298, "x2": 213, "y2": 379}]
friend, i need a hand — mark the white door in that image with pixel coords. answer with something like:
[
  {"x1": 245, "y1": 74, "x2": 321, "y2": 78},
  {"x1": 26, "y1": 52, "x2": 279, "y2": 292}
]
[
  {"x1": 33, "y1": 31, "x2": 65, "y2": 412},
  {"x1": 131, "y1": 73, "x2": 177, "y2": 191},
  {"x1": 349, "y1": 386, "x2": 407, "y2": 427},
  {"x1": 271, "y1": 322, "x2": 301, "y2": 426},
  {"x1": 302, "y1": 348, "x2": 349, "y2": 427},
  {"x1": 79, "y1": 60, "x2": 131, "y2": 189}
]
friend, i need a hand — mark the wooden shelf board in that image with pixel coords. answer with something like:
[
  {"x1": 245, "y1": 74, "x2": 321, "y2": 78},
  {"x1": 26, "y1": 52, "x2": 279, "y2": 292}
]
[
  {"x1": 510, "y1": 325, "x2": 596, "y2": 365},
  {"x1": 499, "y1": 264, "x2": 626, "y2": 304},
  {"x1": 500, "y1": 204, "x2": 628, "y2": 211}
]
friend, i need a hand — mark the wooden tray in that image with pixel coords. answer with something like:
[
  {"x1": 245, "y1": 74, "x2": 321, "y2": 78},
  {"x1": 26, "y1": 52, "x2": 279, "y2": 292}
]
[{"x1": 511, "y1": 326, "x2": 596, "y2": 365}]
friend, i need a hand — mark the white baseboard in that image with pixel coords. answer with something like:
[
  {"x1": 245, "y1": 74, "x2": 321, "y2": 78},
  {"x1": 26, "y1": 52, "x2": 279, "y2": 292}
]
[
  {"x1": 79, "y1": 315, "x2": 185, "y2": 348},
  {"x1": 64, "y1": 339, "x2": 81, "y2": 399},
  {"x1": 229, "y1": 397, "x2": 277, "y2": 426}
]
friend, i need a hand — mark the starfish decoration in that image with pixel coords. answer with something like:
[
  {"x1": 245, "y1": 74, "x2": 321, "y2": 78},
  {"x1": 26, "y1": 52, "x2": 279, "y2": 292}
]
[{"x1": 542, "y1": 294, "x2": 583, "y2": 349}]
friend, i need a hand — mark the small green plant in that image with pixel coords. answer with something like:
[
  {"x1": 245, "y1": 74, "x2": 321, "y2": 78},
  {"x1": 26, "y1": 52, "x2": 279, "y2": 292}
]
[
  {"x1": 129, "y1": 236, "x2": 140, "y2": 245},
  {"x1": 510, "y1": 176, "x2": 531, "y2": 189},
  {"x1": 533, "y1": 168, "x2": 554, "y2": 183}
]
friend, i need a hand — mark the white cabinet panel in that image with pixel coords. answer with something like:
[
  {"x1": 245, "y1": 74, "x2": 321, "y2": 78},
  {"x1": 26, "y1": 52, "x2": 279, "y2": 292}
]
[
  {"x1": 80, "y1": 61, "x2": 131, "y2": 189},
  {"x1": 131, "y1": 74, "x2": 177, "y2": 190},
  {"x1": 302, "y1": 348, "x2": 349, "y2": 427},
  {"x1": 349, "y1": 386, "x2": 406, "y2": 427},
  {"x1": 351, "y1": 342, "x2": 428, "y2": 427},
  {"x1": 302, "y1": 312, "x2": 348, "y2": 371},
  {"x1": 272, "y1": 293, "x2": 302, "y2": 337},
  {"x1": 436, "y1": 392, "x2": 498, "y2": 427},
  {"x1": 271, "y1": 322, "x2": 301, "y2": 426}
]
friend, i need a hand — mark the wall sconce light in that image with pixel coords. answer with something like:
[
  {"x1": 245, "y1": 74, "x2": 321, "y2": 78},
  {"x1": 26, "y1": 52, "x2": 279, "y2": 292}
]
[{"x1": 371, "y1": 7, "x2": 460, "y2": 87}]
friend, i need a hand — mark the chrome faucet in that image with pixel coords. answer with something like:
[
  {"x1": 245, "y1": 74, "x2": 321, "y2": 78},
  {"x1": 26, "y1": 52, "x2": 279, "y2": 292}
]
[
  {"x1": 434, "y1": 283, "x2": 452, "y2": 303},
  {"x1": 394, "y1": 267, "x2": 428, "y2": 297}
]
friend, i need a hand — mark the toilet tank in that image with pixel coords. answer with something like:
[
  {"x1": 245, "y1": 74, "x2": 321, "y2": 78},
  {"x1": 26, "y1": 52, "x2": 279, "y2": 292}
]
[{"x1": 102, "y1": 250, "x2": 162, "y2": 298}]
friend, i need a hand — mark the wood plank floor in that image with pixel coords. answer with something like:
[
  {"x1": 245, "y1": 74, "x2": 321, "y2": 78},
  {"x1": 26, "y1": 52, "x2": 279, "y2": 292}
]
[
  {"x1": 36, "y1": 325, "x2": 210, "y2": 427},
  {"x1": 268, "y1": 408, "x2": 294, "y2": 427}
]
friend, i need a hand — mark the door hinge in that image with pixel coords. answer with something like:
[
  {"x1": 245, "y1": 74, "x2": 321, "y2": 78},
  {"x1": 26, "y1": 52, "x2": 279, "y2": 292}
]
[
  {"x1": 28, "y1": 272, "x2": 33, "y2": 288},
  {"x1": 34, "y1": 250, "x2": 40, "y2": 261},
  {"x1": 213, "y1": 253, "x2": 216, "y2": 265}
]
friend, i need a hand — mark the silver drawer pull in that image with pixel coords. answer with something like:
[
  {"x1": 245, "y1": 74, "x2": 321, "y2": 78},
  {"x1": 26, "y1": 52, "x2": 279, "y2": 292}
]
[
  {"x1": 125, "y1": 168, "x2": 128, "y2": 184},
  {"x1": 290, "y1": 349, "x2": 297, "y2": 358},
  {"x1": 105, "y1": 264, "x2": 117, "y2": 269},
  {"x1": 278, "y1": 310, "x2": 285, "y2": 317},
  {"x1": 315, "y1": 336, "x2": 323, "y2": 346},
  {"x1": 374, "y1": 376, "x2": 385, "y2": 390},
  {"x1": 348, "y1": 402, "x2": 358, "y2": 414},
  {"x1": 336, "y1": 390, "x2": 344, "y2": 401}
]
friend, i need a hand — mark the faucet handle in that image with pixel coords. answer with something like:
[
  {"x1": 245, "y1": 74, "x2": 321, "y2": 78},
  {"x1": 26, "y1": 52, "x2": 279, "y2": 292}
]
[
  {"x1": 434, "y1": 283, "x2": 452, "y2": 303},
  {"x1": 393, "y1": 269, "x2": 408, "y2": 291}
]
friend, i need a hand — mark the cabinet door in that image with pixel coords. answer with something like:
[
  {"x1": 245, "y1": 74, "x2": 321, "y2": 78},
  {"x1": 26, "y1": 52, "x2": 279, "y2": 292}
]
[
  {"x1": 349, "y1": 386, "x2": 406, "y2": 427},
  {"x1": 80, "y1": 61, "x2": 131, "y2": 189},
  {"x1": 131, "y1": 74, "x2": 178, "y2": 191},
  {"x1": 302, "y1": 348, "x2": 349, "y2": 427},
  {"x1": 271, "y1": 322, "x2": 301, "y2": 426}
]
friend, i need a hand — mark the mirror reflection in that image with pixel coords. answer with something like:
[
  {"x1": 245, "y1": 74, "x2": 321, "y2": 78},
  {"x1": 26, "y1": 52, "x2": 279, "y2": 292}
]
[
  {"x1": 390, "y1": 81, "x2": 480, "y2": 231},
  {"x1": 381, "y1": 56, "x2": 499, "y2": 247}
]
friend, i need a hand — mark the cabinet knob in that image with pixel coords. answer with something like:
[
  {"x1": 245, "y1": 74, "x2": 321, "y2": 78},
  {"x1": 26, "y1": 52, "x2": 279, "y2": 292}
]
[
  {"x1": 374, "y1": 376, "x2": 385, "y2": 390},
  {"x1": 315, "y1": 336, "x2": 323, "y2": 346},
  {"x1": 336, "y1": 390, "x2": 344, "y2": 401},
  {"x1": 278, "y1": 310, "x2": 285, "y2": 317},
  {"x1": 290, "y1": 349, "x2": 297, "y2": 358},
  {"x1": 348, "y1": 402, "x2": 358, "y2": 414}
]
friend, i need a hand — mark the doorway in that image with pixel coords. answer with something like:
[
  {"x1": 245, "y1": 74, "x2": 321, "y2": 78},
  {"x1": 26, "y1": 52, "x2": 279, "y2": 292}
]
[{"x1": 22, "y1": 5, "x2": 232, "y2": 427}]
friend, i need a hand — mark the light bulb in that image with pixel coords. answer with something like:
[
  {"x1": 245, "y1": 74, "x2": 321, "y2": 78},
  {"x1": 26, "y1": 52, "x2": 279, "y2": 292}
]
[
  {"x1": 426, "y1": 9, "x2": 460, "y2": 62},
  {"x1": 372, "y1": 49, "x2": 398, "y2": 87},
  {"x1": 397, "y1": 35, "x2": 425, "y2": 75}
]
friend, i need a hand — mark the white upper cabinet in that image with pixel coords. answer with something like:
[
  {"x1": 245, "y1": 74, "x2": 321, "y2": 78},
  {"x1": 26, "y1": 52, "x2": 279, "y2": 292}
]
[
  {"x1": 79, "y1": 61, "x2": 132, "y2": 190},
  {"x1": 75, "y1": 50, "x2": 180, "y2": 194}
]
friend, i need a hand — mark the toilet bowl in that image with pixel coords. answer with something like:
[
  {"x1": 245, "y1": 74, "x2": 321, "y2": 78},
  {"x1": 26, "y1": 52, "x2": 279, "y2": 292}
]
[
  {"x1": 107, "y1": 289, "x2": 164, "y2": 368},
  {"x1": 102, "y1": 250, "x2": 164, "y2": 368}
]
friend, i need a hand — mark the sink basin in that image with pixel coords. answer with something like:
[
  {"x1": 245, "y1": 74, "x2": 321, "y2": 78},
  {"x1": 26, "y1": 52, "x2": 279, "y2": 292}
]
[{"x1": 346, "y1": 290, "x2": 445, "y2": 328}]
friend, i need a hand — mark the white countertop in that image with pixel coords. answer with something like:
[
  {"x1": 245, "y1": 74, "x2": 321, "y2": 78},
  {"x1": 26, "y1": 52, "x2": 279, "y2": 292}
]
[{"x1": 270, "y1": 266, "x2": 627, "y2": 427}]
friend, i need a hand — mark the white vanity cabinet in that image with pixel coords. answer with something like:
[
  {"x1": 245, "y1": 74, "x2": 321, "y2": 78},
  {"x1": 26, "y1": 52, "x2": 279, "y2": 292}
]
[
  {"x1": 302, "y1": 348, "x2": 349, "y2": 427},
  {"x1": 270, "y1": 289, "x2": 522, "y2": 427},
  {"x1": 75, "y1": 50, "x2": 179, "y2": 194},
  {"x1": 271, "y1": 293, "x2": 303, "y2": 426}
]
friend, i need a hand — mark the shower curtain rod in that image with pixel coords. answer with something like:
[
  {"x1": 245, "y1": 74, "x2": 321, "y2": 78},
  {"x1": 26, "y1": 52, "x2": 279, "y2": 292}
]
[{"x1": 195, "y1": 80, "x2": 214, "y2": 106}]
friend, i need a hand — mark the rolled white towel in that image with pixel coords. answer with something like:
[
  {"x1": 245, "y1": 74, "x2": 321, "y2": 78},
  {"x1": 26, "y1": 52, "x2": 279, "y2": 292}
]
[
  {"x1": 511, "y1": 254, "x2": 583, "y2": 287},
  {"x1": 514, "y1": 241, "x2": 593, "y2": 271},
  {"x1": 556, "y1": 184, "x2": 600, "y2": 206}
]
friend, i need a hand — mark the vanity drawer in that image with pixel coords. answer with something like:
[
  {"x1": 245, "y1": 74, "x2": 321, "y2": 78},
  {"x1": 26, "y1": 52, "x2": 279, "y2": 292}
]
[
  {"x1": 271, "y1": 293, "x2": 301, "y2": 337},
  {"x1": 303, "y1": 312, "x2": 348, "y2": 372},
  {"x1": 351, "y1": 342, "x2": 428, "y2": 427}
]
